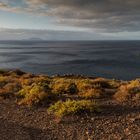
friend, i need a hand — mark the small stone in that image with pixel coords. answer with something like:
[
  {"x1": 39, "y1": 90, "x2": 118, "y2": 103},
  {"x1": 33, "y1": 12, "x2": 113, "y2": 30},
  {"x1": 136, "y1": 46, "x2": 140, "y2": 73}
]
[
  {"x1": 129, "y1": 118, "x2": 135, "y2": 122},
  {"x1": 124, "y1": 128, "x2": 131, "y2": 136},
  {"x1": 91, "y1": 118, "x2": 94, "y2": 121},
  {"x1": 86, "y1": 131, "x2": 89, "y2": 135}
]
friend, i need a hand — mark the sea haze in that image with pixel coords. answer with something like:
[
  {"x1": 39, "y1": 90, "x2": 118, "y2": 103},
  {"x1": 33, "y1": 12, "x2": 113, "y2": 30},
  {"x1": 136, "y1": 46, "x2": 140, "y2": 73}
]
[{"x1": 0, "y1": 40, "x2": 140, "y2": 80}]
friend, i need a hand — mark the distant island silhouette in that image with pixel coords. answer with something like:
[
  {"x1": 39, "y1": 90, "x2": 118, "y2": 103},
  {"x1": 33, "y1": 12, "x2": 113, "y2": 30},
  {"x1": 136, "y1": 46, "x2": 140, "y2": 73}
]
[{"x1": 23, "y1": 37, "x2": 44, "y2": 41}]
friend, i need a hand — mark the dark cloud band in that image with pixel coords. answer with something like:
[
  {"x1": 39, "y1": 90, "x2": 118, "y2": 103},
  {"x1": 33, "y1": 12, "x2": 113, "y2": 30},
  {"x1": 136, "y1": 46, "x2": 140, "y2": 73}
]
[
  {"x1": 25, "y1": 0, "x2": 140, "y2": 32},
  {"x1": 1, "y1": 0, "x2": 140, "y2": 32}
]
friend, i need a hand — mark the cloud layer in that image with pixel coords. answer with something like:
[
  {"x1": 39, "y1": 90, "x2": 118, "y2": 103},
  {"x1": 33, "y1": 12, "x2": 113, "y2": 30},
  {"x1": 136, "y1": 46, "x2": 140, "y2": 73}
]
[
  {"x1": 0, "y1": 0, "x2": 140, "y2": 33},
  {"x1": 0, "y1": 28, "x2": 106, "y2": 40},
  {"x1": 25, "y1": 0, "x2": 140, "y2": 32}
]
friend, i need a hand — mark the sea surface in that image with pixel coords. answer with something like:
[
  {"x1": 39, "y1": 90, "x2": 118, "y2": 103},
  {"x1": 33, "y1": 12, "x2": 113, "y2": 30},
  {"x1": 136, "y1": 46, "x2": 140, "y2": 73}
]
[{"x1": 0, "y1": 40, "x2": 140, "y2": 80}]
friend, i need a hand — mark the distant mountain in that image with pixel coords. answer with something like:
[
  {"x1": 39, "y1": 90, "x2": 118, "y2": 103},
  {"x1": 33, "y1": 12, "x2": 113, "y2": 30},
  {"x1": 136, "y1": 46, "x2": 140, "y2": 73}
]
[{"x1": 23, "y1": 37, "x2": 44, "y2": 41}]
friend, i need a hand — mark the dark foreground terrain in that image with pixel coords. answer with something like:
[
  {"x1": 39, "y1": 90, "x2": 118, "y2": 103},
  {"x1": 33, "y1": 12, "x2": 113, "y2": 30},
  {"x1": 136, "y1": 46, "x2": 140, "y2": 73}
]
[{"x1": 0, "y1": 70, "x2": 140, "y2": 140}]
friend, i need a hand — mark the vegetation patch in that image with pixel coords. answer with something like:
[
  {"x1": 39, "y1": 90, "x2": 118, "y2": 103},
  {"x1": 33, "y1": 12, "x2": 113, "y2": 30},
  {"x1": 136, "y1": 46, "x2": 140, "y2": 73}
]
[
  {"x1": 51, "y1": 78, "x2": 78, "y2": 95},
  {"x1": 0, "y1": 70, "x2": 122, "y2": 106},
  {"x1": 80, "y1": 88, "x2": 105, "y2": 99},
  {"x1": 1, "y1": 69, "x2": 137, "y2": 110},
  {"x1": 18, "y1": 82, "x2": 52, "y2": 106},
  {"x1": 48, "y1": 100, "x2": 100, "y2": 118},
  {"x1": 114, "y1": 80, "x2": 140, "y2": 102}
]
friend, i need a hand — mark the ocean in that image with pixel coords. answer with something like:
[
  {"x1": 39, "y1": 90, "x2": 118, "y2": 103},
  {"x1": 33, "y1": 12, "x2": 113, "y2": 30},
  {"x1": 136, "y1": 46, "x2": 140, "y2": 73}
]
[{"x1": 0, "y1": 40, "x2": 140, "y2": 80}]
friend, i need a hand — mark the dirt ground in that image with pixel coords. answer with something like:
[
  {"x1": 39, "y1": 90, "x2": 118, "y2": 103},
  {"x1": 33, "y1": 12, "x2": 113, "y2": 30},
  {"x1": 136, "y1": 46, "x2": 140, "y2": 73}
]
[{"x1": 0, "y1": 97, "x2": 140, "y2": 140}]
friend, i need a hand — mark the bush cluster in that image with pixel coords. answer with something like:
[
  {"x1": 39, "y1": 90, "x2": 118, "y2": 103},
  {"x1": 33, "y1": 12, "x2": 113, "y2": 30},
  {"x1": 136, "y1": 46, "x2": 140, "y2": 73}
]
[
  {"x1": 48, "y1": 100, "x2": 100, "y2": 118},
  {"x1": 0, "y1": 70, "x2": 128, "y2": 118}
]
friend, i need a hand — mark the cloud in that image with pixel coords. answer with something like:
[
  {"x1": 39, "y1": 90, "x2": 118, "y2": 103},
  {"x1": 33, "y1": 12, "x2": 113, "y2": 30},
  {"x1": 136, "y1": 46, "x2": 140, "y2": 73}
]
[
  {"x1": 24, "y1": 0, "x2": 140, "y2": 32},
  {"x1": 0, "y1": 1, "x2": 24, "y2": 13},
  {"x1": 1, "y1": 28, "x2": 140, "y2": 40},
  {"x1": 25, "y1": 0, "x2": 140, "y2": 18},
  {"x1": 0, "y1": 28, "x2": 108, "y2": 40},
  {"x1": 1, "y1": 0, "x2": 140, "y2": 33},
  {"x1": 0, "y1": 2, "x2": 7, "y2": 8}
]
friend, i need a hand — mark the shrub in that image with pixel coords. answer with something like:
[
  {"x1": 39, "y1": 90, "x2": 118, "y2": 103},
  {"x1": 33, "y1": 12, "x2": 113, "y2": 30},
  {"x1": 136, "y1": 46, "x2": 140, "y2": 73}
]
[
  {"x1": 48, "y1": 100, "x2": 100, "y2": 118},
  {"x1": 114, "y1": 80, "x2": 140, "y2": 102},
  {"x1": 66, "y1": 83, "x2": 78, "y2": 94},
  {"x1": 0, "y1": 81, "x2": 21, "y2": 98},
  {"x1": 4, "y1": 82, "x2": 21, "y2": 93},
  {"x1": 75, "y1": 78, "x2": 111, "y2": 92},
  {"x1": 20, "y1": 78, "x2": 34, "y2": 86},
  {"x1": 75, "y1": 79, "x2": 93, "y2": 91},
  {"x1": 114, "y1": 85, "x2": 129, "y2": 102},
  {"x1": 108, "y1": 79, "x2": 121, "y2": 88},
  {"x1": 92, "y1": 78, "x2": 111, "y2": 88},
  {"x1": 51, "y1": 78, "x2": 78, "y2": 95},
  {"x1": 0, "y1": 76, "x2": 9, "y2": 88},
  {"x1": 80, "y1": 88, "x2": 105, "y2": 99},
  {"x1": 7, "y1": 69, "x2": 26, "y2": 76},
  {"x1": 18, "y1": 83, "x2": 52, "y2": 106},
  {"x1": 127, "y1": 80, "x2": 140, "y2": 89},
  {"x1": 20, "y1": 76, "x2": 51, "y2": 87}
]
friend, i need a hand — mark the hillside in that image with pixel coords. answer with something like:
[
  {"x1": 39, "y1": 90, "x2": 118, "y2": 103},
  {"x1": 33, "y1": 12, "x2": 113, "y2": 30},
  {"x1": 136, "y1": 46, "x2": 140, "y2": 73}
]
[{"x1": 0, "y1": 69, "x2": 140, "y2": 140}]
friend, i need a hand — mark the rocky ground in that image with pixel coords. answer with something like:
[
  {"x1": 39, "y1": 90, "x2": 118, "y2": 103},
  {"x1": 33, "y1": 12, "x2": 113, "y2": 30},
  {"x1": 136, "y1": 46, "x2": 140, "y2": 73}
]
[
  {"x1": 0, "y1": 98, "x2": 140, "y2": 140},
  {"x1": 0, "y1": 70, "x2": 140, "y2": 140}
]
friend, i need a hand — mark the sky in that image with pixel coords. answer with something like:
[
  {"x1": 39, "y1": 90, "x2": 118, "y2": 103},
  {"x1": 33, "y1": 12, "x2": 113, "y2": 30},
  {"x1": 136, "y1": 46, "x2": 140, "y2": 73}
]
[{"x1": 0, "y1": 0, "x2": 140, "y2": 40}]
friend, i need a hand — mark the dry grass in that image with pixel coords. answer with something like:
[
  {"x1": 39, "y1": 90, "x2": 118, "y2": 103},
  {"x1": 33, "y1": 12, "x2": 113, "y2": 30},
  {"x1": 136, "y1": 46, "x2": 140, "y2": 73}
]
[
  {"x1": 114, "y1": 80, "x2": 140, "y2": 102},
  {"x1": 79, "y1": 88, "x2": 105, "y2": 99}
]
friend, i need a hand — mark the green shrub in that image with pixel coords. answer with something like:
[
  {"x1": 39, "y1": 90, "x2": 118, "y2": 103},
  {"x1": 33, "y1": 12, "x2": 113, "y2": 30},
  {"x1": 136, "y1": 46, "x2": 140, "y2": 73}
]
[
  {"x1": 0, "y1": 76, "x2": 9, "y2": 88},
  {"x1": 48, "y1": 100, "x2": 100, "y2": 118},
  {"x1": 18, "y1": 83, "x2": 52, "y2": 106},
  {"x1": 75, "y1": 79, "x2": 93, "y2": 91},
  {"x1": 51, "y1": 78, "x2": 78, "y2": 95}
]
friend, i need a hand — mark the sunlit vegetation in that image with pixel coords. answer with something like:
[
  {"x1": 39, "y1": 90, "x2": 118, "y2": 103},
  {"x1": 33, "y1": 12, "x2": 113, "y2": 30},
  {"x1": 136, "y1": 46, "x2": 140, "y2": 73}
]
[
  {"x1": 18, "y1": 83, "x2": 52, "y2": 106},
  {"x1": 51, "y1": 78, "x2": 78, "y2": 95},
  {"x1": 1, "y1": 69, "x2": 140, "y2": 117},
  {"x1": 0, "y1": 74, "x2": 22, "y2": 98},
  {"x1": 80, "y1": 88, "x2": 105, "y2": 99},
  {"x1": 48, "y1": 100, "x2": 100, "y2": 118},
  {"x1": 114, "y1": 80, "x2": 140, "y2": 102}
]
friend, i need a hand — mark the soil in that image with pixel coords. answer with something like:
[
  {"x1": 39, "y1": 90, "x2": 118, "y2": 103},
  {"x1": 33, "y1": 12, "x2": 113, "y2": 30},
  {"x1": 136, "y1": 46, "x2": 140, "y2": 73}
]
[{"x1": 0, "y1": 97, "x2": 140, "y2": 140}]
